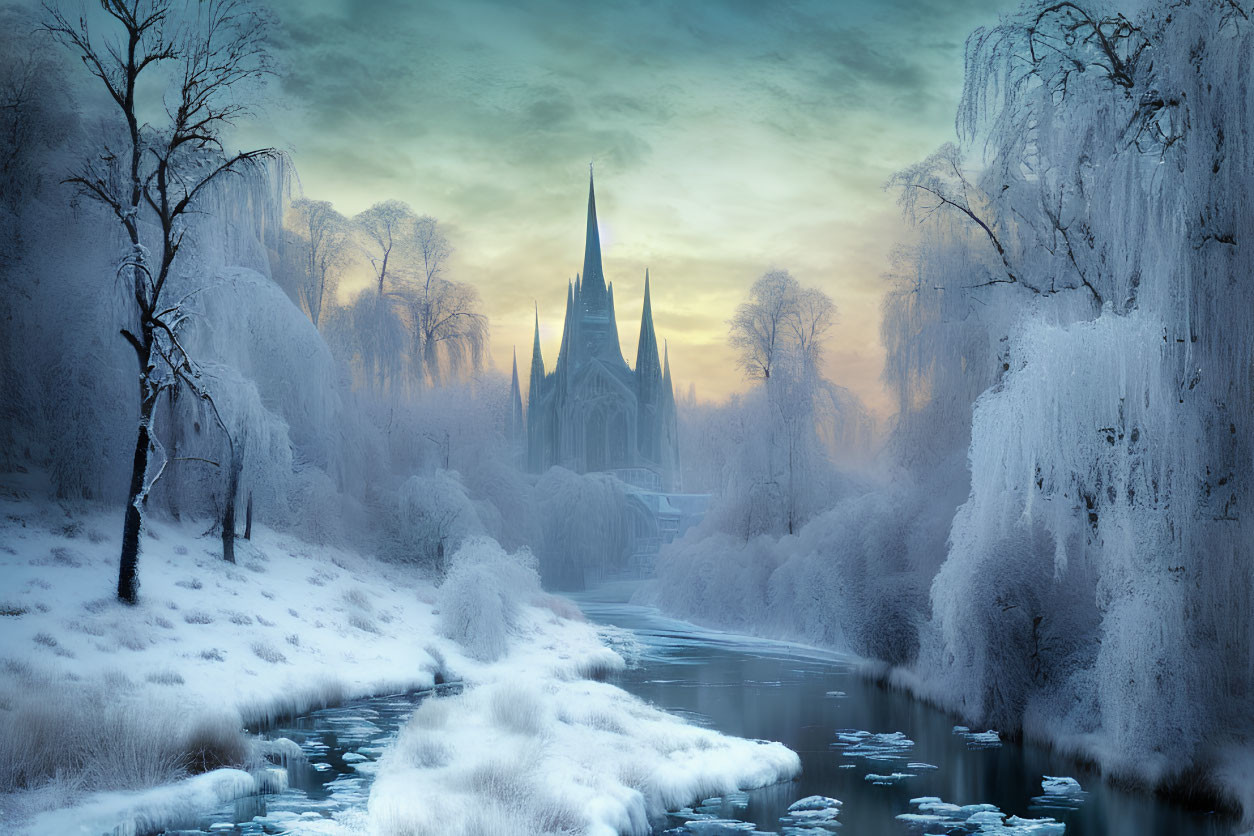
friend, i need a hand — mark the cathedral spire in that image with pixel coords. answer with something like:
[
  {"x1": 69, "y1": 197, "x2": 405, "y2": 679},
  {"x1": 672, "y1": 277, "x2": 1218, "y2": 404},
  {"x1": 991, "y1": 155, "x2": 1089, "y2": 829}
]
[
  {"x1": 581, "y1": 166, "x2": 606, "y2": 311},
  {"x1": 528, "y1": 304, "x2": 544, "y2": 397},
  {"x1": 508, "y1": 346, "x2": 524, "y2": 450},
  {"x1": 636, "y1": 269, "x2": 661, "y2": 393}
]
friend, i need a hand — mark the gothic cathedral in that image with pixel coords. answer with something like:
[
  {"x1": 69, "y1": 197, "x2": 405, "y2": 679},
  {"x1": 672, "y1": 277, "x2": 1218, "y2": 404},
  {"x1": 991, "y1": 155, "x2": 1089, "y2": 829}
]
[{"x1": 508, "y1": 170, "x2": 680, "y2": 491}]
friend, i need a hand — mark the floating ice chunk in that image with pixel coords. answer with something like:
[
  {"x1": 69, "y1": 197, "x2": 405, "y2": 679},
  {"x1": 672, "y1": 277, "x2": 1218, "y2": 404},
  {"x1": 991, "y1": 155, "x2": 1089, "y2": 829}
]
[
  {"x1": 903, "y1": 795, "x2": 1064, "y2": 835},
  {"x1": 342, "y1": 752, "x2": 368, "y2": 763},
  {"x1": 675, "y1": 819, "x2": 765, "y2": 834},
  {"x1": 832, "y1": 729, "x2": 915, "y2": 761},
  {"x1": 1041, "y1": 776, "x2": 1082, "y2": 794},
  {"x1": 953, "y1": 727, "x2": 1002, "y2": 749},
  {"x1": 1004, "y1": 814, "x2": 1067, "y2": 834},
  {"x1": 788, "y1": 795, "x2": 843, "y2": 812},
  {"x1": 1031, "y1": 775, "x2": 1088, "y2": 813},
  {"x1": 865, "y1": 772, "x2": 915, "y2": 785},
  {"x1": 825, "y1": 690, "x2": 847, "y2": 698},
  {"x1": 906, "y1": 762, "x2": 939, "y2": 770},
  {"x1": 779, "y1": 794, "x2": 842, "y2": 828}
]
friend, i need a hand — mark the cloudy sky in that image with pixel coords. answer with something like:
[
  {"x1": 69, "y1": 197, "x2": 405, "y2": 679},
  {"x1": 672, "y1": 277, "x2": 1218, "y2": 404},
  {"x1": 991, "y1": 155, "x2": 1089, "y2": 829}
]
[{"x1": 234, "y1": 0, "x2": 1010, "y2": 413}]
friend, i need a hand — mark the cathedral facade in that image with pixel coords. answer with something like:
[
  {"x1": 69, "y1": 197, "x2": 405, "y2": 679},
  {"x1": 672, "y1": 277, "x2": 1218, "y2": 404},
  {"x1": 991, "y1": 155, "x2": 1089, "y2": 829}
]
[{"x1": 509, "y1": 171, "x2": 680, "y2": 491}]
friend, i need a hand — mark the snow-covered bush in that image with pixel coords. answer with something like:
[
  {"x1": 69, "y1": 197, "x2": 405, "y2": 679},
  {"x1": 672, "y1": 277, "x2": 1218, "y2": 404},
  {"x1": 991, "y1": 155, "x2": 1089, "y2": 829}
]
[
  {"x1": 534, "y1": 466, "x2": 631, "y2": 588},
  {"x1": 653, "y1": 1, "x2": 1254, "y2": 808},
  {"x1": 384, "y1": 471, "x2": 484, "y2": 575},
  {"x1": 0, "y1": 666, "x2": 247, "y2": 794},
  {"x1": 370, "y1": 676, "x2": 800, "y2": 836},
  {"x1": 436, "y1": 538, "x2": 541, "y2": 661}
]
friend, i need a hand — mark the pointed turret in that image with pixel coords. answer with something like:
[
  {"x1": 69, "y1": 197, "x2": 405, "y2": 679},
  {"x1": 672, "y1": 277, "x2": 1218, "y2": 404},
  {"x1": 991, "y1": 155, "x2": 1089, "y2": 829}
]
[
  {"x1": 661, "y1": 340, "x2": 680, "y2": 490},
  {"x1": 605, "y1": 281, "x2": 624, "y2": 359},
  {"x1": 556, "y1": 279, "x2": 574, "y2": 399},
  {"x1": 635, "y1": 270, "x2": 662, "y2": 390},
  {"x1": 508, "y1": 347, "x2": 524, "y2": 454},
  {"x1": 527, "y1": 305, "x2": 545, "y2": 407},
  {"x1": 581, "y1": 167, "x2": 607, "y2": 313},
  {"x1": 526, "y1": 306, "x2": 548, "y2": 472},
  {"x1": 662, "y1": 340, "x2": 674, "y2": 405}
]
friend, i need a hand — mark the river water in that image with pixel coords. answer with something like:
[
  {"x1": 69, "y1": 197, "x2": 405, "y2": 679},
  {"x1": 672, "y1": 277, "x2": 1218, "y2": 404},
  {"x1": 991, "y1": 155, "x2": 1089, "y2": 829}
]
[
  {"x1": 177, "y1": 584, "x2": 1235, "y2": 835},
  {"x1": 576, "y1": 583, "x2": 1234, "y2": 836}
]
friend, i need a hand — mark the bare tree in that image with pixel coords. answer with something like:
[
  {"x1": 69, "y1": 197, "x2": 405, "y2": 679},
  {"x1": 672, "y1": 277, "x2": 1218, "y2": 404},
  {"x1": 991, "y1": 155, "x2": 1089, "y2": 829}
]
[
  {"x1": 404, "y1": 217, "x2": 486, "y2": 385},
  {"x1": 727, "y1": 270, "x2": 839, "y2": 534},
  {"x1": 288, "y1": 198, "x2": 348, "y2": 328},
  {"x1": 790, "y1": 286, "x2": 835, "y2": 369},
  {"x1": 44, "y1": 0, "x2": 274, "y2": 603},
  {"x1": 356, "y1": 199, "x2": 414, "y2": 295},
  {"x1": 729, "y1": 269, "x2": 802, "y2": 381}
]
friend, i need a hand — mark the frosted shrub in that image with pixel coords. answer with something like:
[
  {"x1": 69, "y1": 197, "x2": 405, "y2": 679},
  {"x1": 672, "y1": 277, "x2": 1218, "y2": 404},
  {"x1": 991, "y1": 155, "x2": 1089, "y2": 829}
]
[
  {"x1": 534, "y1": 466, "x2": 629, "y2": 588},
  {"x1": 0, "y1": 671, "x2": 247, "y2": 793},
  {"x1": 436, "y1": 538, "x2": 540, "y2": 661},
  {"x1": 386, "y1": 471, "x2": 484, "y2": 575}
]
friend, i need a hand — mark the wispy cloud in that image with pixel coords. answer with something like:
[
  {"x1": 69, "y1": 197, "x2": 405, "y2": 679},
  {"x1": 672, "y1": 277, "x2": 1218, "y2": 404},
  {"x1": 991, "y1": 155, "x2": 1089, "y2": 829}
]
[{"x1": 235, "y1": 0, "x2": 1009, "y2": 411}]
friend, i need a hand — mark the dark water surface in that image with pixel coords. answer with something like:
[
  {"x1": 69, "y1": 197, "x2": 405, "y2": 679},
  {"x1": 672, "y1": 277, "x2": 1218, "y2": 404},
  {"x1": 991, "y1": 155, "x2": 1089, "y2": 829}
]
[
  {"x1": 172, "y1": 690, "x2": 440, "y2": 834},
  {"x1": 173, "y1": 584, "x2": 1235, "y2": 835},
  {"x1": 574, "y1": 582, "x2": 1236, "y2": 836}
]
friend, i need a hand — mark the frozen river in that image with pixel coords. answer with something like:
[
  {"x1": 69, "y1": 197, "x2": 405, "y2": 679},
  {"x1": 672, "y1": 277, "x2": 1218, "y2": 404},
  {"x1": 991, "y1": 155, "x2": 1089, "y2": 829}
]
[
  {"x1": 575, "y1": 582, "x2": 1234, "y2": 836},
  {"x1": 179, "y1": 584, "x2": 1234, "y2": 835}
]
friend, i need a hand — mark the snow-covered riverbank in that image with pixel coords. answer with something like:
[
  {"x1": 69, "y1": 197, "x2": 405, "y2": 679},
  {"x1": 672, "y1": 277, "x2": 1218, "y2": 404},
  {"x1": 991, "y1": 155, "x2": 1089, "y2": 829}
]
[{"x1": 0, "y1": 493, "x2": 799, "y2": 834}]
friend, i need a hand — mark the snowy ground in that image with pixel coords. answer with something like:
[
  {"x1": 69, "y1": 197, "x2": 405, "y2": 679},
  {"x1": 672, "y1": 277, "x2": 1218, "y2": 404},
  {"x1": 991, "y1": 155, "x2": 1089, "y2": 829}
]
[{"x1": 0, "y1": 486, "x2": 799, "y2": 835}]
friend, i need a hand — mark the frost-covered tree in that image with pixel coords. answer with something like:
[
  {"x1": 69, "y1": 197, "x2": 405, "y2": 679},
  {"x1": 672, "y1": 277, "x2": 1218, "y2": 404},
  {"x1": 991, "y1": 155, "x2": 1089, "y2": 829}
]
[
  {"x1": 890, "y1": 0, "x2": 1254, "y2": 779},
  {"x1": 722, "y1": 270, "x2": 846, "y2": 534},
  {"x1": 44, "y1": 0, "x2": 274, "y2": 602},
  {"x1": 729, "y1": 269, "x2": 802, "y2": 382},
  {"x1": 340, "y1": 204, "x2": 485, "y2": 390},
  {"x1": 404, "y1": 216, "x2": 487, "y2": 386},
  {"x1": 287, "y1": 198, "x2": 348, "y2": 328}
]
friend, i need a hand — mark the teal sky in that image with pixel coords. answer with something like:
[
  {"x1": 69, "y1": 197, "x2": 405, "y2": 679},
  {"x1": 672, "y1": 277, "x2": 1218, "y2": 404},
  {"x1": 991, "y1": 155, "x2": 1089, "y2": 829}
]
[{"x1": 233, "y1": 0, "x2": 1012, "y2": 412}]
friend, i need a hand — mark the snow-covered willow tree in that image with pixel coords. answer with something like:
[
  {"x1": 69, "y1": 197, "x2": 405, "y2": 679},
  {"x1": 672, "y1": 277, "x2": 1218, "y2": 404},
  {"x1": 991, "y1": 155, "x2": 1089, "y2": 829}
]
[
  {"x1": 286, "y1": 198, "x2": 349, "y2": 329},
  {"x1": 892, "y1": 0, "x2": 1254, "y2": 784},
  {"x1": 43, "y1": 0, "x2": 275, "y2": 602},
  {"x1": 720, "y1": 269, "x2": 864, "y2": 535},
  {"x1": 334, "y1": 202, "x2": 487, "y2": 392}
]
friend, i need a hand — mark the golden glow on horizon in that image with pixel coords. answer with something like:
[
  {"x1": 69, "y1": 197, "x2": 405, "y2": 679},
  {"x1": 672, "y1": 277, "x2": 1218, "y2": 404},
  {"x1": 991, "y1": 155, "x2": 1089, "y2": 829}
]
[{"x1": 231, "y1": 0, "x2": 1008, "y2": 414}]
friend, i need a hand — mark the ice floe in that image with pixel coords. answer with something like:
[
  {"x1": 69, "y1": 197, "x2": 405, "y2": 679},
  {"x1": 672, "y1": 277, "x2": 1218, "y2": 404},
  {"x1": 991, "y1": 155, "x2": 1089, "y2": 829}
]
[
  {"x1": 1030, "y1": 775, "x2": 1087, "y2": 813},
  {"x1": 953, "y1": 725, "x2": 1003, "y2": 749},
  {"x1": 866, "y1": 772, "x2": 916, "y2": 785},
  {"x1": 778, "y1": 794, "x2": 842, "y2": 830},
  {"x1": 898, "y1": 796, "x2": 1066, "y2": 834},
  {"x1": 832, "y1": 729, "x2": 915, "y2": 762}
]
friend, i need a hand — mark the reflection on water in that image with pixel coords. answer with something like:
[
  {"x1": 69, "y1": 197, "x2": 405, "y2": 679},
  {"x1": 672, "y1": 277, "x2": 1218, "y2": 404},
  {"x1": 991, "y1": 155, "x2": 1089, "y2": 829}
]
[
  {"x1": 574, "y1": 583, "x2": 1235, "y2": 836},
  {"x1": 169, "y1": 584, "x2": 1233, "y2": 835},
  {"x1": 171, "y1": 690, "x2": 449, "y2": 835}
]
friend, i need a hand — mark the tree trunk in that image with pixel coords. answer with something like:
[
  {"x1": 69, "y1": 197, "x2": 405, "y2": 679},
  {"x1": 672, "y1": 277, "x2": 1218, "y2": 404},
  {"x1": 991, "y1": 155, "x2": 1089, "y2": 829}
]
[
  {"x1": 167, "y1": 385, "x2": 181, "y2": 521},
  {"x1": 118, "y1": 385, "x2": 156, "y2": 604},
  {"x1": 222, "y1": 441, "x2": 242, "y2": 563},
  {"x1": 244, "y1": 490, "x2": 253, "y2": 540}
]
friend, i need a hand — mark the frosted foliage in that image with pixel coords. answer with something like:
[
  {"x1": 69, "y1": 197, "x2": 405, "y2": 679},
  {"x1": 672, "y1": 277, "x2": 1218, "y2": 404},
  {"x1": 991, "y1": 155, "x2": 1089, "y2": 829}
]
[
  {"x1": 387, "y1": 472, "x2": 485, "y2": 572},
  {"x1": 930, "y1": 313, "x2": 1208, "y2": 768},
  {"x1": 652, "y1": 0, "x2": 1254, "y2": 801},
  {"x1": 654, "y1": 486, "x2": 939, "y2": 664},
  {"x1": 437, "y1": 538, "x2": 541, "y2": 661},
  {"x1": 915, "y1": 0, "x2": 1254, "y2": 778},
  {"x1": 534, "y1": 467, "x2": 631, "y2": 588}
]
